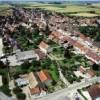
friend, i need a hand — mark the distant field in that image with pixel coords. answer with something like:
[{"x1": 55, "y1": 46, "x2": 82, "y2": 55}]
[
  {"x1": 0, "y1": 4, "x2": 12, "y2": 16},
  {"x1": 70, "y1": 13, "x2": 98, "y2": 17},
  {"x1": 24, "y1": 3, "x2": 100, "y2": 17},
  {"x1": 92, "y1": 3, "x2": 100, "y2": 8}
]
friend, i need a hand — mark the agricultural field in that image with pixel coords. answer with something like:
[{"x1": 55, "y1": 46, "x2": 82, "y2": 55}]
[
  {"x1": 0, "y1": 4, "x2": 12, "y2": 16},
  {"x1": 92, "y1": 3, "x2": 100, "y2": 8},
  {"x1": 70, "y1": 13, "x2": 98, "y2": 17},
  {"x1": 24, "y1": 3, "x2": 100, "y2": 17}
]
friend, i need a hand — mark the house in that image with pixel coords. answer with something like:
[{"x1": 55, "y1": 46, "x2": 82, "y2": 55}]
[
  {"x1": 78, "y1": 66, "x2": 86, "y2": 73},
  {"x1": 35, "y1": 49, "x2": 46, "y2": 60},
  {"x1": 15, "y1": 78, "x2": 29, "y2": 87},
  {"x1": 74, "y1": 66, "x2": 95, "y2": 79},
  {"x1": 88, "y1": 84, "x2": 100, "y2": 100},
  {"x1": 49, "y1": 31, "x2": 62, "y2": 43},
  {"x1": 37, "y1": 70, "x2": 52, "y2": 86},
  {"x1": 29, "y1": 87, "x2": 46, "y2": 97},
  {"x1": 15, "y1": 50, "x2": 39, "y2": 62},
  {"x1": 39, "y1": 41, "x2": 52, "y2": 54},
  {"x1": 28, "y1": 72, "x2": 39, "y2": 88},
  {"x1": 86, "y1": 50, "x2": 100, "y2": 64},
  {"x1": 86, "y1": 69, "x2": 95, "y2": 78},
  {"x1": 93, "y1": 42, "x2": 100, "y2": 52}
]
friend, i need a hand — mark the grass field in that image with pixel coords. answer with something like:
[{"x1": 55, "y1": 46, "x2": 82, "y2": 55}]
[{"x1": 24, "y1": 3, "x2": 100, "y2": 17}]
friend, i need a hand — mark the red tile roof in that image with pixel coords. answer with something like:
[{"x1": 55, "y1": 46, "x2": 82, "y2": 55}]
[
  {"x1": 39, "y1": 41, "x2": 49, "y2": 49},
  {"x1": 30, "y1": 87, "x2": 42, "y2": 95},
  {"x1": 51, "y1": 31, "x2": 62, "y2": 39},
  {"x1": 86, "y1": 50, "x2": 100, "y2": 61},
  {"x1": 37, "y1": 70, "x2": 52, "y2": 82},
  {"x1": 63, "y1": 36, "x2": 100, "y2": 63}
]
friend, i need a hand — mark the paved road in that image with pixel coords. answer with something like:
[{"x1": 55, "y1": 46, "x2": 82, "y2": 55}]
[
  {"x1": 35, "y1": 77, "x2": 100, "y2": 100},
  {"x1": 0, "y1": 92, "x2": 14, "y2": 100}
]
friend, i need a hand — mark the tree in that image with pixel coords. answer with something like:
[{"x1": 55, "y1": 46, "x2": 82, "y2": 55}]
[
  {"x1": 13, "y1": 87, "x2": 22, "y2": 94},
  {"x1": 0, "y1": 85, "x2": 11, "y2": 96},
  {"x1": 16, "y1": 93, "x2": 26, "y2": 100}
]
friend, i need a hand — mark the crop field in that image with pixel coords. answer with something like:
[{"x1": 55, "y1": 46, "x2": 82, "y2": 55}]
[
  {"x1": 24, "y1": 3, "x2": 100, "y2": 17},
  {"x1": 0, "y1": 4, "x2": 12, "y2": 16},
  {"x1": 70, "y1": 13, "x2": 98, "y2": 17},
  {"x1": 92, "y1": 3, "x2": 100, "y2": 8}
]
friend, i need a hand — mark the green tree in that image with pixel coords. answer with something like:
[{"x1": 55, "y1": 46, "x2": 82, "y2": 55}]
[{"x1": 16, "y1": 92, "x2": 26, "y2": 100}]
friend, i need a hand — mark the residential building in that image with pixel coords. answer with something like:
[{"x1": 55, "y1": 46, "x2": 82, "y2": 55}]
[
  {"x1": 39, "y1": 41, "x2": 52, "y2": 54},
  {"x1": 49, "y1": 31, "x2": 62, "y2": 43},
  {"x1": 15, "y1": 50, "x2": 39, "y2": 62},
  {"x1": 37, "y1": 70, "x2": 52, "y2": 86},
  {"x1": 28, "y1": 72, "x2": 39, "y2": 88},
  {"x1": 88, "y1": 84, "x2": 100, "y2": 100},
  {"x1": 86, "y1": 69, "x2": 96, "y2": 78},
  {"x1": 35, "y1": 49, "x2": 46, "y2": 60},
  {"x1": 29, "y1": 87, "x2": 46, "y2": 97},
  {"x1": 74, "y1": 66, "x2": 95, "y2": 79},
  {"x1": 15, "y1": 78, "x2": 29, "y2": 87}
]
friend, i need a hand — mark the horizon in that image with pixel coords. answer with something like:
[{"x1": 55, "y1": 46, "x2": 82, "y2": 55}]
[{"x1": 0, "y1": 0, "x2": 100, "y2": 1}]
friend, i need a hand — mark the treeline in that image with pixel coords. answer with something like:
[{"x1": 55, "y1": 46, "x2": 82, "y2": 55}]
[{"x1": 79, "y1": 26, "x2": 100, "y2": 42}]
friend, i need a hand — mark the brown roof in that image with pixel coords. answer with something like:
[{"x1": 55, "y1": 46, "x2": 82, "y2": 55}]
[
  {"x1": 35, "y1": 49, "x2": 46, "y2": 60},
  {"x1": 88, "y1": 84, "x2": 100, "y2": 100},
  {"x1": 86, "y1": 69, "x2": 95, "y2": 77},
  {"x1": 51, "y1": 31, "x2": 62, "y2": 39},
  {"x1": 63, "y1": 36, "x2": 99, "y2": 63},
  {"x1": 78, "y1": 66, "x2": 86, "y2": 73},
  {"x1": 30, "y1": 87, "x2": 42, "y2": 95},
  {"x1": 28, "y1": 72, "x2": 39, "y2": 88},
  {"x1": 37, "y1": 70, "x2": 52, "y2": 82},
  {"x1": 39, "y1": 41, "x2": 49, "y2": 49},
  {"x1": 86, "y1": 50, "x2": 100, "y2": 61}
]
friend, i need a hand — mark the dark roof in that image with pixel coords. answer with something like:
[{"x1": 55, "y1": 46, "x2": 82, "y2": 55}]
[
  {"x1": 35, "y1": 49, "x2": 46, "y2": 60},
  {"x1": 88, "y1": 84, "x2": 100, "y2": 100},
  {"x1": 93, "y1": 42, "x2": 100, "y2": 48}
]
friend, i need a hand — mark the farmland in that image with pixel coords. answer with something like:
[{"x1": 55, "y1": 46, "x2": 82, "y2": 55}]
[
  {"x1": 0, "y1": 4, "x2": 12, "y2": 16},
  {"x1": 24, "y1": 3, "x2": 100, "y2": 17}
]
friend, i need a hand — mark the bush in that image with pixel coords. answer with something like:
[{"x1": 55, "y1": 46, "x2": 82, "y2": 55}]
[
  {"x1": 13, "y1": 87, "x2": 22, "y2": 94},
  {"x1": 16, "y1": 92, "x2": 26, "y2": 100},
  {"x1": 0, "y1": 85, "x2": 11, "y2": 96}
]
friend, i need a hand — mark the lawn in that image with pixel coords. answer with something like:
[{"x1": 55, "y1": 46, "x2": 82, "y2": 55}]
[{"x1": 49, "y1": 64, "x2": 59, "y2": 81}]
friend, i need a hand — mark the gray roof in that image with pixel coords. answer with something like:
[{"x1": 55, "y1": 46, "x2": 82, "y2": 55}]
[
  {"x1": 93, "y1": 42, "x2": 100, "y2": 48},
  {"x1": 16, "y1": 50, "x2": 37, "y2": 61}
]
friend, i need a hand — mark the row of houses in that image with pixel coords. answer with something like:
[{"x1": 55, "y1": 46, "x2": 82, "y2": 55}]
[
  {"x1": 15, "y1": 70, "x2": 52, "y2": 98},
  {"x1": 48, "y1": 30, "x2": 100, "y2": 64},
  {"x1": 1, "y1": 41, "x2": 50, "y2": 66},
  {"x1": 74, "y1": 66, "x2": 95, "y2": 79}
]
